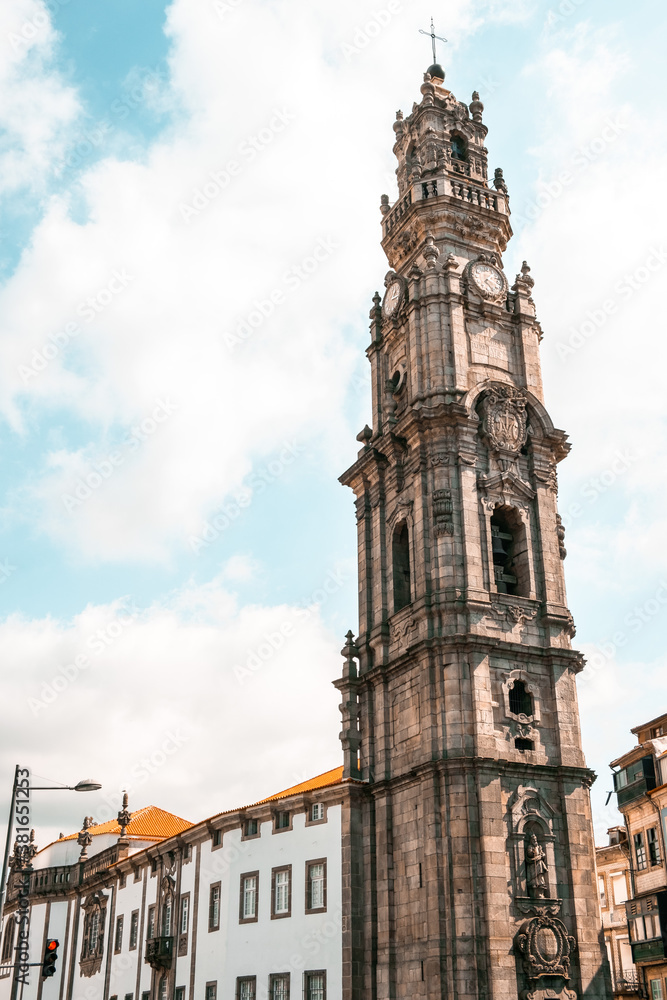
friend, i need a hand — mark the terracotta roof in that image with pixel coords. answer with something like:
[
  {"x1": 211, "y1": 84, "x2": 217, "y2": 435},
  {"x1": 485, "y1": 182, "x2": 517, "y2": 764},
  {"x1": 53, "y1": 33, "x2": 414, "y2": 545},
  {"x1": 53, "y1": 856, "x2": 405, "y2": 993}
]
[
  {"x1": 58, "y1": 806, "x2": 192, "y2": 843},
  {"x1": 255, "y1": 766, "x2": 344, "y2": 803}
]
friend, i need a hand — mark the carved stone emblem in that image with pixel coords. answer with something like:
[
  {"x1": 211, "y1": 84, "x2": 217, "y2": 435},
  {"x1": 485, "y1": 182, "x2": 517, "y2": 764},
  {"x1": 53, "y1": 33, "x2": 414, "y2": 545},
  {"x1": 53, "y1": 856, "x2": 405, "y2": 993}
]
[
  {"x1": 391, "y1": 617, "x2": 418, "y2": 649},
  {"x1": 481, "y1": 384, "x2": 528, "y2": 463},
  {"x1": 515, "y1": 914, "x2": 576, "y2": 981}
]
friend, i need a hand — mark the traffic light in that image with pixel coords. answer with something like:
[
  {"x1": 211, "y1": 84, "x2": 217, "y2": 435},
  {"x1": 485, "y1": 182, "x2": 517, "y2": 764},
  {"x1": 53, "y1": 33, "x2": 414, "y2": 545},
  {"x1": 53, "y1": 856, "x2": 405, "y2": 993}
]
[{"x1": 42, "y1": 939, "x2": 59, "y2": 978}]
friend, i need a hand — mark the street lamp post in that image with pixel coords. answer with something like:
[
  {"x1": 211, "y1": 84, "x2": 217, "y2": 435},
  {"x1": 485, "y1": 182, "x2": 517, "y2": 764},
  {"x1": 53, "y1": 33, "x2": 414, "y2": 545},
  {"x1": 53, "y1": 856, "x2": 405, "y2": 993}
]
[{"x1": 0, "y1": 767, "x2": 102, "y2": 933}]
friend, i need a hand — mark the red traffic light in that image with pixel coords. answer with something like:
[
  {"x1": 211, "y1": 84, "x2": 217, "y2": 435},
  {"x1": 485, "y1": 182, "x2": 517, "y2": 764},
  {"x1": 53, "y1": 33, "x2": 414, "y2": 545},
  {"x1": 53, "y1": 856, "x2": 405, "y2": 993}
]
[{"x1": 42, "y1": 939, "x2": 59, "y2": 978}]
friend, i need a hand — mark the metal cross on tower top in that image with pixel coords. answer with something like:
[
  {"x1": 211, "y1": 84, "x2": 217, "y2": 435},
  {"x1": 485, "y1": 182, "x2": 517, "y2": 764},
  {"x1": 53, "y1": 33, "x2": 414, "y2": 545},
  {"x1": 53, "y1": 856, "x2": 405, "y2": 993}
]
[{"x1": 419, "y1": 17, "x2": 447, "y2": 64}]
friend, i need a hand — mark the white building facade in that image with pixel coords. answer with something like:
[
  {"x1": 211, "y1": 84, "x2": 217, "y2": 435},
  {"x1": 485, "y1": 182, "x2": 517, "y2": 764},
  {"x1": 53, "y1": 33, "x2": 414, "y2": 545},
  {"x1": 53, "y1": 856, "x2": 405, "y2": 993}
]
[{"x1": 0, "y1": 771, "x2": 347, "y2": 1000}]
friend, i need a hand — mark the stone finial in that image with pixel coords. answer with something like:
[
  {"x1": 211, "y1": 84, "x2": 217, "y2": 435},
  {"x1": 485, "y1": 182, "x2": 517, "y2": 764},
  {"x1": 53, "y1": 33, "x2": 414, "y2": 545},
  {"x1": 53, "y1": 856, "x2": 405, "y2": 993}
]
[
  {"x1": 422, "y1": 232, "x2": 440, "y2": 269},
  {"x1": 380, "y1": 194, "x2": 390, "y2": 216},
  {"x1": 470, "y1": 91, "x2": 484, "y2": 122},
  {"x1": 9, "y1": 829, "x2": 38, "y2": 871},
  {"x1": 493, "y1": 167, "x2": 508, "y2": 194},
  {"x1": 420, "y1": 76, "x2": 435, "y2": 106},
  {"x1": 341, "y1": 631, "x2": 359, "y2": 681},
  {"x1": 356, "y1": 425, "x2": 372, "y2": 447},
  {"x1": 395, "y1": 110, "x2": 403, "y2": 121},
  {"x1": 370, "y1": 291, "x2": 381, "y2": 316},
  {"x1": 78, "y1": 816, "x2": 94, "y2": 861},
  {"x1": 443, "y1": 252, "x2": 460, "y2": 272},
  {"x1": 117, "y1": 791, "x2": 131, "y2": 839},
  {"x1": 519, "y1": 261, "x2": 534, "y2": 287}
]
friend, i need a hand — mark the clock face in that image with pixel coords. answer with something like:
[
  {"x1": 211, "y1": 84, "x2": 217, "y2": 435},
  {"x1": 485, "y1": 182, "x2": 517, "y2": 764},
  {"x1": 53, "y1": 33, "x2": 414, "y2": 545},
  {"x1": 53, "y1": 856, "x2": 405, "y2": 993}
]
[
  {"x1": 471, "y1": 262, "x2": 504, "y2": 298},
  {"x1": 382, "y1": 280, "x2": 403, "y2": 318}
]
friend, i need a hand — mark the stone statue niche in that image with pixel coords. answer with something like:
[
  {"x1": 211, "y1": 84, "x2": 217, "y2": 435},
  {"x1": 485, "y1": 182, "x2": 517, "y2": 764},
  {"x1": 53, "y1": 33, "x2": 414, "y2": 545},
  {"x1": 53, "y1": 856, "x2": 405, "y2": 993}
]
[{"x1": 525, "y1": 828, "x2": 550, "y2": 899}]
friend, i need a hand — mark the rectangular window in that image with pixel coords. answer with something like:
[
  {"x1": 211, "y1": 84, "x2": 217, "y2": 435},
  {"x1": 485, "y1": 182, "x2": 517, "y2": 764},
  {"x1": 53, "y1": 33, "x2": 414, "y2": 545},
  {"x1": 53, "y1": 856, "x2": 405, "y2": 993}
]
[
  {"x1": 119, "y1": 873, "x2": 126, "y2": 889},
  {"x1": 275, "y1": 811, "x2": 290, "y2": 830},
  {"x1": 272, "y1": 867, "x2": 292, "y2": 918},
  {"x1": 142, "y1": 992, "x2": 150, "y2": 1000},
  {"x1": 240, "y1": 872, "x2": 259, "y2": 922},
  {"x1": 205, "y1": 983, "x2": 217, "y2": 1000},
  {"x1": 147, "y1": 906, "x2": 156, "y2": 940},
  {"x1": 2, "y1": 919, "x2": 15, "y2": 962},
  {"x1": 237, "y1": 978, "x2": 256, "y2": 1000},
  {"x1": 635, "y1": 832, "x2": 648, "y2": 870},
  {"x1": 212, "y1": 830, "x2": 222, "y2": 848},
  {"x1": 180, "y1": 895, "x2": 190, "y2": 935},
  {"x1": 114, "y1": 915, "x2": 124, "y2": 953},
  {"x1": 129, "y1": 911, "x2": 139, "y2": 951},
  {"x1": 310, "y1": 803, "x2": 324, "y2": 822},
  {"x1": 175, "y1": 989, "x2": 185, "y2": 1000},
  {"x1": 651, "y1": 981, "x2": 664, "y2": 1000},
  {"x1": 269, "y1": 975, "x2": 289, "y2": 1000},
  {"x1": 306, "y1": 860, "x2": 327, "y2": 913},
  {"x1": 162, "y1": 898, "x2": 172, "y2": 936},
  {"x1": 124, "y1": 993, "x2": 133, "y2": 1000},
  {"x1": 244, "y1": 819, "x2": 259, "y2": 838},
  {"x1": 89, "y1": 912, "x2": 100, "y2": 953},
  {"x1": 134, "y1": 868, "x2": 142, "y2": 882},
  {"x1": 209, "y1": 883, "x2": 221, "y2": 932},
  {"x1": 304, "y1": 972, "x2": 326, "y2": 1000},
  {"x1": 598, "y1": 876, "x2": 606, "y2": 907},
  {"x1": 611, "y1": 873, "x2": 628, "y2": 906},
  {"x1": 648, "y1": 827, "x2": 662, "y2": 866}
]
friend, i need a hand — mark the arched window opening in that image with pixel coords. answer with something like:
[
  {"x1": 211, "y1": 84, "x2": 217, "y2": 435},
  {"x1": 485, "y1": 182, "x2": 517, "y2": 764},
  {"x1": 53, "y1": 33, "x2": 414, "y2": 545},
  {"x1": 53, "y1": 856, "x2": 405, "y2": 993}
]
[
  {"x1": 509, "y1": 680, "x2": 533, "y2": 718},
  {"x1": 490, "y1": 506, "x2": 530, "y2": 597},
  {"x1": 392, "y1": 522, "x2": 411, "y2": 612},
  {"x1": 450, "y1": 133, "x2": 468, "y2": 161}
]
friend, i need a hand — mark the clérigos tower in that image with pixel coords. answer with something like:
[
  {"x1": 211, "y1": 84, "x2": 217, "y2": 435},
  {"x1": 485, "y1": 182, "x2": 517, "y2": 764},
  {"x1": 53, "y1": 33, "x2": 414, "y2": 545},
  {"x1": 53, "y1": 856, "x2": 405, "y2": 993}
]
[{"x1": 335, "y1": 55, "x2": 610, "y2": 1000}]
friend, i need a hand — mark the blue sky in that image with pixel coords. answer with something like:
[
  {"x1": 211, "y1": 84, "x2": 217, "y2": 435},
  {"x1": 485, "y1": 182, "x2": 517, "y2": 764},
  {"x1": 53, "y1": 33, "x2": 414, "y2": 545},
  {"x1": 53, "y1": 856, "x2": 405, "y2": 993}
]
[{"x1": 0, "y1": 0, "x2": 666, "y2": 844}]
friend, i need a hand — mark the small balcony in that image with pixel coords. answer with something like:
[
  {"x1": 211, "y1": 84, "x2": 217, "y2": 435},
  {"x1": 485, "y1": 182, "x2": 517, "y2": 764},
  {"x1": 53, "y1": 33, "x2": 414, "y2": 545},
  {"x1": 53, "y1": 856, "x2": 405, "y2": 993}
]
[
  {"x1": 145, "y1": 936, "x2": 174, "y2": 970},
  {"x1": 614, "y1": 755, "x2": 656, "y2": 808},
  {"x1": 614, "y1": 970, "x2": 640, "y2": 994}
]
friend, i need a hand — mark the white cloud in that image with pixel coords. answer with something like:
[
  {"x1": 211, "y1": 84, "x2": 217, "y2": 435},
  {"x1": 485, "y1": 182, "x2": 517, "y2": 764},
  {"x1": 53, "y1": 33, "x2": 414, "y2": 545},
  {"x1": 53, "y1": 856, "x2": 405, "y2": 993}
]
[
  {"x1": 0, "y1": 1, "x2": 81, "y2": 196},
  {"x1": 0, "y1": 577, "x2": 343, "y2": 845}
]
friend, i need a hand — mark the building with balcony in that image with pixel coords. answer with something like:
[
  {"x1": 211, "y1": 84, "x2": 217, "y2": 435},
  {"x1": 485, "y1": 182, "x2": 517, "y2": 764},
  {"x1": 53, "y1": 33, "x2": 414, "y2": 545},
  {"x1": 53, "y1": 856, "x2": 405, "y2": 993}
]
[
  {"x1": 596, "y1": 827, "x2": 638, "y2": 996},
  {"x1": 611, "y1": 712, "x2": 667, "y2": 1000},
  {"x1": 0, "y1": 768, "x2": 346, "y2": 1000}
]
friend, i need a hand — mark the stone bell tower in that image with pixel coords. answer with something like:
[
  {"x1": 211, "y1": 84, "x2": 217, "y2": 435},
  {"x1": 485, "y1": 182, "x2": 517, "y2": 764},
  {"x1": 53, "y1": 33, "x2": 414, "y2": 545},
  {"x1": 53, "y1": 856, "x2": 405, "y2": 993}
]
[{"x1": 335, "y1": 62, "x2": 610, "y2": 1000}]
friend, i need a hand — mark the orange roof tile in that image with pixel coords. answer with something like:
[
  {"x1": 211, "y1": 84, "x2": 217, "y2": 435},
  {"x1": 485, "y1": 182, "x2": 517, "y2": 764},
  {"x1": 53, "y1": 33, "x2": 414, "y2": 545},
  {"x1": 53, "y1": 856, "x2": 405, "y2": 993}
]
[
  {"x1": 256, "y1": 766, "x2": 344, "y2": 803},
  {"x1": 58, "y1": 806, "x2": 192, "y2": 843}
]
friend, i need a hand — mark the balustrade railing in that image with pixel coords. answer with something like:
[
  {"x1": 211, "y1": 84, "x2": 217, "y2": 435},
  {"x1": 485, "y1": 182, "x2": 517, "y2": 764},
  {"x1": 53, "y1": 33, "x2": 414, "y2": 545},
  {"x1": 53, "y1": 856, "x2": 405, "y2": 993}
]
[{"x1": 382, "y1": 176, "x2": 503, "y2": 238}]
